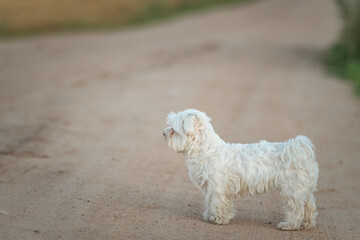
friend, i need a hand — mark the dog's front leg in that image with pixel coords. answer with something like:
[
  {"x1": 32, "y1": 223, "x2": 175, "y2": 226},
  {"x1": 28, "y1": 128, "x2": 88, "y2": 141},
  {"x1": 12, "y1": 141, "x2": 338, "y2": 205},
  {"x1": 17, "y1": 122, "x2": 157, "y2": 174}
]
[
  {"x1": 203, "y1": 191, "x2": 234, "y2": 225},
  {"x1": 202, "y1": 190, "x2": 212, "y2": 221}
]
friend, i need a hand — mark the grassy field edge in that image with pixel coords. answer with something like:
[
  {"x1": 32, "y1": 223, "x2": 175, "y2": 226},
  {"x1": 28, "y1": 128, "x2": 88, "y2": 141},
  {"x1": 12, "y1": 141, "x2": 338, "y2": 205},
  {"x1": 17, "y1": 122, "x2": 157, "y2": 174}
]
[{"x1": 0, "y1": 0, "x2": 251, "y2": 39}]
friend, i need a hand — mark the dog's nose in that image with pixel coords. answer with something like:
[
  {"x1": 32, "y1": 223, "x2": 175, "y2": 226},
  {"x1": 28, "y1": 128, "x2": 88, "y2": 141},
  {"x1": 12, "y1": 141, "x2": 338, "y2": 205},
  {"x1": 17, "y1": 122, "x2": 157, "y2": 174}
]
[{"x1": 163, "y1": 131, "x2": 167, "y2": 140}]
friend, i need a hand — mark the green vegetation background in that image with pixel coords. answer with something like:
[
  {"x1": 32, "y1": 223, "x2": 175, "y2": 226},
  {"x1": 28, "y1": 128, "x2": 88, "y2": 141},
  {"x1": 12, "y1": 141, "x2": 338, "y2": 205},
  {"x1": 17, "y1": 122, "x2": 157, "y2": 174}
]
[{"x1": 324, "y1": 0, "x2": 360, "y2": 95}]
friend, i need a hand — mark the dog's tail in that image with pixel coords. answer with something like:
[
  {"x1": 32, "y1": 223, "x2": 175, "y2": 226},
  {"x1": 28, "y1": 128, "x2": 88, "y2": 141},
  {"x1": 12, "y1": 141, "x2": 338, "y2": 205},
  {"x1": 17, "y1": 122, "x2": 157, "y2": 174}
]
[{"x1": 280, "y1": 135, "x2": 316, "y2": 169}]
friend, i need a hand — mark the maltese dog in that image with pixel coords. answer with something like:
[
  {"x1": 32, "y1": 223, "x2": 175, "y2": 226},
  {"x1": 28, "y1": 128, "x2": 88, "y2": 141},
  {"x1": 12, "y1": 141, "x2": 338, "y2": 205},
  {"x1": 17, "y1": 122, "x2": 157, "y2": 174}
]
[{"x1": 163, "y1": 109, "x2": 319, "y2": 230}]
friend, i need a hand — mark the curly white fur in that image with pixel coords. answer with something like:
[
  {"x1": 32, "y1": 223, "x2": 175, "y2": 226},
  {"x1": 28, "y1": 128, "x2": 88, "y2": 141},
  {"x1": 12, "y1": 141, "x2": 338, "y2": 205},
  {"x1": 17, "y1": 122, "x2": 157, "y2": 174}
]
[{"x1": 163, "y1": 109, "x2": 319, "y2": 230}]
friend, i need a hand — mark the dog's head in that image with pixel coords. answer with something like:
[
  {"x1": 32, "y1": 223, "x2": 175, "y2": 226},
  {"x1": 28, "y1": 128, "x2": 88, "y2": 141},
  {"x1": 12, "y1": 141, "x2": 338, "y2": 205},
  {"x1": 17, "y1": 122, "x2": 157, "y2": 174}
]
[{"x1": 163, "y1": 109, "x2": 213, "y2": 153}]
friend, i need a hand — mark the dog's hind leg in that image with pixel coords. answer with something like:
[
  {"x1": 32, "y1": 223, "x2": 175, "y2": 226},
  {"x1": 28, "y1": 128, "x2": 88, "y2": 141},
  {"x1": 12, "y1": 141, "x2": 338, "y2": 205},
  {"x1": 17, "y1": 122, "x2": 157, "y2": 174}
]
[{"x1": 301, "y1": 193, "x2": 317, "y2": 230}]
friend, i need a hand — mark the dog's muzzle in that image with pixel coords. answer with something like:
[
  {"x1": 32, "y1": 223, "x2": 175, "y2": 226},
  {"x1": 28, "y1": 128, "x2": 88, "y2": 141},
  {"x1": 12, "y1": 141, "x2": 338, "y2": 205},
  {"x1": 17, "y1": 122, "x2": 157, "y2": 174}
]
[{"x1": 163, "y1": 127, "x2": 174, "y2": 140}]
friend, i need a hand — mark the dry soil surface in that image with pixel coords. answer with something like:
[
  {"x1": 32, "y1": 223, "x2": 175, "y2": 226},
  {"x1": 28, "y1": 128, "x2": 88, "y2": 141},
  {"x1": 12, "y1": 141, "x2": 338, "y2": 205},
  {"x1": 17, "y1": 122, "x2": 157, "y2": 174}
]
[{"x1": 0, "y1": 0, "x2": 360, "y2": 239}]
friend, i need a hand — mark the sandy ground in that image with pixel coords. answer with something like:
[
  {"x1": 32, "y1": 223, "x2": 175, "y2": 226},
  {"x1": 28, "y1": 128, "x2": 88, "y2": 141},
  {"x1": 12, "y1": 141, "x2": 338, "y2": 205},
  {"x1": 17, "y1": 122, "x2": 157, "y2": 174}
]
[{"x1": 0, "y1": 0, "x2": 359, "y2": 239}]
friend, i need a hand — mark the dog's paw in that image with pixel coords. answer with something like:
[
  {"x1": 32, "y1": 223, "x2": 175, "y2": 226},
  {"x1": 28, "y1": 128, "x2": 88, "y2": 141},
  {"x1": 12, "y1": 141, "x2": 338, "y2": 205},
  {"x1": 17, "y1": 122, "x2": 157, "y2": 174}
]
[
  {"x1": 276, "y1": 222, "x2": 300, "y2": 231},
  {"x1": 208, "y1": 215, "x2": 230, "y2": 225},
  {"x1": 300, "y1": 222, "x2": 315, "y2": 230},
  {"x1": 202, "y1": 211, "x2": 210, "y2": 221}
]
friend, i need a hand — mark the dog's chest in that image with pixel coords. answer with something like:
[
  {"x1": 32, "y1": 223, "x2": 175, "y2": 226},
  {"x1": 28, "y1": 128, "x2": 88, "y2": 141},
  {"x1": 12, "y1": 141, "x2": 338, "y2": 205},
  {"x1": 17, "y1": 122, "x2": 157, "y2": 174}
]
[{"x1": 185, "y1": 159, "x2": 209, "y2": 192}]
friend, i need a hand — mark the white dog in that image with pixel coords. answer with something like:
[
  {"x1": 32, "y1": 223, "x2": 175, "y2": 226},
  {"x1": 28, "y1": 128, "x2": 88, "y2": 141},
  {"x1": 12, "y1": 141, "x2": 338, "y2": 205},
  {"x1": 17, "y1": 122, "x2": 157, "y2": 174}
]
[{"x1": 163, "y1": 109, "x2": 319, "y2": 230}]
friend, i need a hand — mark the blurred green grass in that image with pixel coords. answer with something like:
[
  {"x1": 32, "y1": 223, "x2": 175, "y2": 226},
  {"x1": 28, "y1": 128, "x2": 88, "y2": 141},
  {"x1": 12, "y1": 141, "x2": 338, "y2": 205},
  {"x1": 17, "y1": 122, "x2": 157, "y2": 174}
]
[
  {"x1": 324, "y1": 0, "x2": 360, "y2": 95},
  {"x1": 0, "y1": 0, "x2": 250, "y2": 38}
]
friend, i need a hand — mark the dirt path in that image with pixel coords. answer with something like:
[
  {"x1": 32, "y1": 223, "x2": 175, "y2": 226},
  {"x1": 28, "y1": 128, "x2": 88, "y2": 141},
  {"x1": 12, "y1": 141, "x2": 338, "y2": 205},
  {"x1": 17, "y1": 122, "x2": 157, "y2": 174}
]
[{"x1": 0, "y1": 0, "x2": 359, "y2": 239}]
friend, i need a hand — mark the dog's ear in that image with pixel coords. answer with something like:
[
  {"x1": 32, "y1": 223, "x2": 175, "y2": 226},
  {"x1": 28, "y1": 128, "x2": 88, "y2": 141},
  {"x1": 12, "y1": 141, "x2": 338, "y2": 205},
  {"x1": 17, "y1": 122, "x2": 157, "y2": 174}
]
[
  {"x1": 167, "y1": 111, "x2": 176, "y2": 125},
  {"x1": 183, "y1": 114, "x2": 204, "y2": 135}
]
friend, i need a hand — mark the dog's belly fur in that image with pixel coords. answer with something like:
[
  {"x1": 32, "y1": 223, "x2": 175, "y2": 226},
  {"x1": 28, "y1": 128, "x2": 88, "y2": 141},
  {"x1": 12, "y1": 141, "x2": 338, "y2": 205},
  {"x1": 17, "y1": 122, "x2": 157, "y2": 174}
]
[{"x1": 186, "y1": 141, "x2": 284, "y2": 197}]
